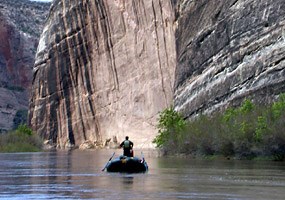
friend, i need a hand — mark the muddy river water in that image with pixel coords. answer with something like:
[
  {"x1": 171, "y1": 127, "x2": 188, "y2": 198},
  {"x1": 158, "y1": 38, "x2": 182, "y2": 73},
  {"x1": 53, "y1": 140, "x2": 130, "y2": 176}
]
[{"x1": 0, "y1": 150, "x2": 284, "y2": 199}]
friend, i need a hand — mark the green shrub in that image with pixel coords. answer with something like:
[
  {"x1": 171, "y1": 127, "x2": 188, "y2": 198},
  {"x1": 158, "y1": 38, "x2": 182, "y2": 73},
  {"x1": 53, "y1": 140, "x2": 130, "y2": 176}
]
[
  {"x1": 272, "y1": 93, "x2": 285, "y2": 120},
  {"x1": 153, "y1": 107, "x2": 186, "y2": 153},
  {"x1": 154, "y1": 94, "x2": 285, "y2": 160},
  {"x1": 16, "y1": 124, "x2": 33, "y2": 135},
  {"x1": 239, "y1": 99, "x2": 254, "y2": 114},
  {"x1": 255, "y1": 116, "x2": 268, "y2": 142},
  {"x1": 0, "y1": 124, "x2": 42, "y2": 153}
]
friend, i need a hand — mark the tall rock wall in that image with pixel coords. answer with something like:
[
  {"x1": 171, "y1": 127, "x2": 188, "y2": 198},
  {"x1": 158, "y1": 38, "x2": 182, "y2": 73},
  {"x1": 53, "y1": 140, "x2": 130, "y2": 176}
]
[
  {"x1": 30, "y1": 0, "x2": 285, "y2": 148},
  {"x1": 173, "y1": 0, "x2": 285, "y2": 118},
  {"x1": 29, "y1": 0, "x2": 176, "y2": 148}
]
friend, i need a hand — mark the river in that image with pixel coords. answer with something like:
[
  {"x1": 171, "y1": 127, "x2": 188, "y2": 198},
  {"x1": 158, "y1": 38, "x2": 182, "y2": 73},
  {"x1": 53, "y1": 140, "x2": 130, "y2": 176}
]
[{"x1": 0, "y1": 150, "x2": 284, "y2": 200}]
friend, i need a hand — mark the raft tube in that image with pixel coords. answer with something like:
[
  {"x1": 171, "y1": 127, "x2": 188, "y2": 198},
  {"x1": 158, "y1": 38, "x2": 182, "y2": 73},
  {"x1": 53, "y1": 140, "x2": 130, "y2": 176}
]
[{"x1": 106, "y1": 156, "x2": 148, "y2": 173}]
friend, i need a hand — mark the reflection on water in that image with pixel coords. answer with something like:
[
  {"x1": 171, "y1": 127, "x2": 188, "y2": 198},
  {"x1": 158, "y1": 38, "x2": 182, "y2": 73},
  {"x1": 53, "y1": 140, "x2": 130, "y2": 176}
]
[
  {"x1": 121, "y1": 176, "x2": 134, "y2": 185},
  {"x1": 0, "y1": 150, "x2": 284, "y2": 200}
]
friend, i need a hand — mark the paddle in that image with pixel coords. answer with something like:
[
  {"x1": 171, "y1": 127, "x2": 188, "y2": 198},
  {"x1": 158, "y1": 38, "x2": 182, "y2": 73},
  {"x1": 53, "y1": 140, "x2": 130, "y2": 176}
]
[
  {"x1": 141, "y1": 151, "x2": 145, "y2": 163},
  {"x1": 102, "y1": 152, "x2": 115, "y2": 171}
]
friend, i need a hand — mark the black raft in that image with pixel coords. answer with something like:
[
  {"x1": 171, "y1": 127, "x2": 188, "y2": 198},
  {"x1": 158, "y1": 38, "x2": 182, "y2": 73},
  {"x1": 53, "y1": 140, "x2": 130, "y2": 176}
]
[{"x1": 103, "y1": 154, "x2": 148, "y2": 173}]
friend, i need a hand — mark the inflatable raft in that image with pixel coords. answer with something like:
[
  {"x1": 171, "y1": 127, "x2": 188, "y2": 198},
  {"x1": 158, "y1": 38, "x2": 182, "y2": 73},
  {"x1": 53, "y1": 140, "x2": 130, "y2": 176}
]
[{"x1": 103, "y1": 154, "x2": 148, "y2": 173}]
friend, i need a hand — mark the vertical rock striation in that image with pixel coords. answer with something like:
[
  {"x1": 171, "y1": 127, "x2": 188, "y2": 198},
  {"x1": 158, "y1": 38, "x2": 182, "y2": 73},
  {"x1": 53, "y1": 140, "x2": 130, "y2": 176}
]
[
  {"x1": 30, "y1": 0, "x2": 285, "y2": 148},
  {"x1": 173, "y1": 0, "x2": 285, "y2": 118},
  {"x1": 29, "y1": 0, "x2": 176, "y2": 148}
]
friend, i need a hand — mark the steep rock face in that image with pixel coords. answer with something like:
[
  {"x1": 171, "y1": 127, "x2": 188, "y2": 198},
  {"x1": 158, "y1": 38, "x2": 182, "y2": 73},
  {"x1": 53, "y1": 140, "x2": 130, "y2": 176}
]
[
  {"x1": 174, "y1": 0, "x2": 285, "y2": 118},
  {"x1": 29, "y1": 0, "x2": 176, "y2": 148},
  {"x1": 0, "y1": 0, "x2": 49, "y2": 132}
]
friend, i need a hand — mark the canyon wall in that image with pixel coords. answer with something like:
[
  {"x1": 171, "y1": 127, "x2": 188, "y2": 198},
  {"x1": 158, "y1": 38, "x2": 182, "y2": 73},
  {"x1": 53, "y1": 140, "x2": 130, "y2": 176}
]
[
  {"x1": 29, "y1": 0, "x2": 176, "y2": 148},
  {"x1": 0, "y1": 0, "x2": 49, "y2": 132},
  {"x1": 30, "y1": 0, "x2": 285, "y2": 148},
  {"x1": 173, "y1": 0, "x2": 285, "y2": 118}
]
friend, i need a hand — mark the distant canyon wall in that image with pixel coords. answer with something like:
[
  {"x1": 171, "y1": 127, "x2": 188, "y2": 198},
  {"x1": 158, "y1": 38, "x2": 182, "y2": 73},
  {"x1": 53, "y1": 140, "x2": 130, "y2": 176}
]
[
  {"x1": 0, "y1": 15, "x2": 30, "y2": 132},
  {"x1": 29, "y1": 0, "x2": 176, "y2": 148},
  {"x1": 0, "y1": 0, "x2": 49, "y2": 132},
  {"x1": 173, "y1": 0, "x2": 285, "y2": 118}
]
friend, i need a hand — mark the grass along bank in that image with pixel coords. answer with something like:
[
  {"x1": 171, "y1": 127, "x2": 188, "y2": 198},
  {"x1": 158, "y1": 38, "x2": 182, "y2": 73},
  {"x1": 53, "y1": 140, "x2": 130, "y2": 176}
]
[
  {"x1": 153, "y1": 94, "x2": 285, "y2": 161},
  {"x1": 0, "y1": 124, "x2": 42, "y2": 153}
]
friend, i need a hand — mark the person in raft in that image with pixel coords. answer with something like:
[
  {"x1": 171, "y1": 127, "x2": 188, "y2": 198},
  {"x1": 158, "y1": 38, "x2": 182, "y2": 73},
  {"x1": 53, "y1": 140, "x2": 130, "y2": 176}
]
[{"x1": 120, "y1": 136, "x2": 134, "y2": 157}]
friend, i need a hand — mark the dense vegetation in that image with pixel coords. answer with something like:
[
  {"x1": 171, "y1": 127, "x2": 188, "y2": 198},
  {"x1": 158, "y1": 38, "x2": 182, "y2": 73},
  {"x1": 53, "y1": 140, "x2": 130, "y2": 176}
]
[
  {"x1": 153, "y1": 94, "x2": 285, "y2": 161},
  {"x1": 0, "y1": 124, "x2": 42, "y2": 153}
]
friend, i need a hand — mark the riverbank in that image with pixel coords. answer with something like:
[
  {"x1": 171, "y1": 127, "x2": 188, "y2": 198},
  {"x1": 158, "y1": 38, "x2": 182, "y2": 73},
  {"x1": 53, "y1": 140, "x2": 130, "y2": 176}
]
[
  {"x1": 153, "y1": 95, "x2": 285, "y2": 161},
  {"x1": 0, "y1": 125, "x2": 42, "y2": 153}
]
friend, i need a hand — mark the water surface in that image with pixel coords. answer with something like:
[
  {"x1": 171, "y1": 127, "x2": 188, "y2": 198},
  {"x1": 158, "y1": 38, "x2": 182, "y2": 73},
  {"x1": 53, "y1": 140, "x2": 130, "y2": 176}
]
[{"x1": 0, "y1": 150, "x2": 284, "y2": 199}]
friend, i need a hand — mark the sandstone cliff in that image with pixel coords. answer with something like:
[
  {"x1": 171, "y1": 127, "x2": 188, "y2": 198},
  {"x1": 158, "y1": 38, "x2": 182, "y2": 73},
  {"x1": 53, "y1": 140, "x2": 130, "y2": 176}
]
[
  {"x1": 0, "y1": 0, "x2": 49, "y2": 132},
  {"x1": 30, "y1": 0, "x2": 285, "y2": 149},
  {"x1": 174, "y1": 0, "x2": 285, "y2": 118},
  {"x1": 29, "y1": 0, "x2": 176, "y2": 148}
]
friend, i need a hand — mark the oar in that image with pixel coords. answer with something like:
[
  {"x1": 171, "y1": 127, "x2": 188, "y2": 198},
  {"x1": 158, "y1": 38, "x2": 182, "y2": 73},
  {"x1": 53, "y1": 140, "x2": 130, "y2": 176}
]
[
  {"x1": 102, "y1": 152, "x2": 115, "y2": 171},
  {"x1": 141, "y1": 151, "x2": 148, "y2": 171},
  {"x1": 141, "y1": 151, "x2": 145, "y2": 163}
]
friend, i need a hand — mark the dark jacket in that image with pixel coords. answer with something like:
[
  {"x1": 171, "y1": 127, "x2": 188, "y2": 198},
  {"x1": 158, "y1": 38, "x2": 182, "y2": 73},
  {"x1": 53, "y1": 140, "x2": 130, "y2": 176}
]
[{"x1": 120, "y1": 139, "x2": 134, "y2": 157}]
